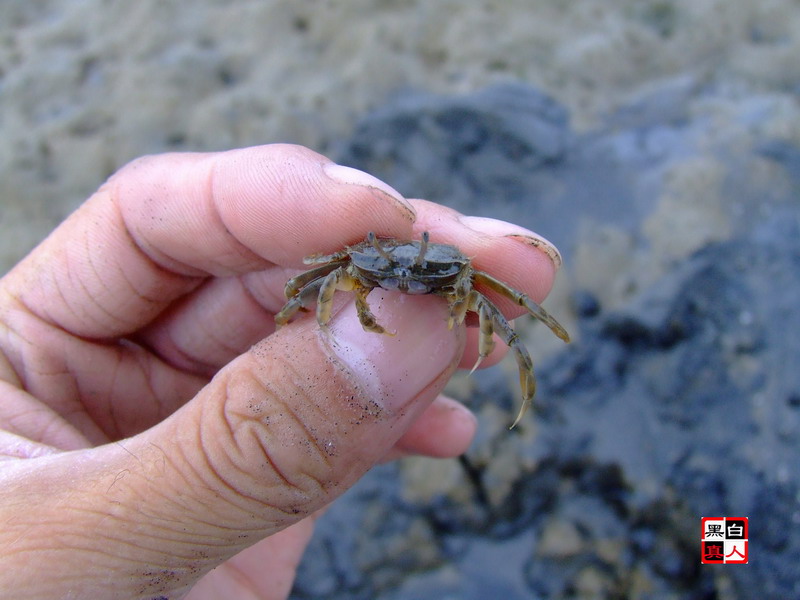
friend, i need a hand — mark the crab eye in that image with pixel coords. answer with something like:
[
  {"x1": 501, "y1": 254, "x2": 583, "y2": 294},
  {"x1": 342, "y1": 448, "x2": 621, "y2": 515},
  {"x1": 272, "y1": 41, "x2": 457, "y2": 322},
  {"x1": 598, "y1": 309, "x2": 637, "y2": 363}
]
[{"x1": 405, "y1": 280, "x2": 430, "y2": 294}]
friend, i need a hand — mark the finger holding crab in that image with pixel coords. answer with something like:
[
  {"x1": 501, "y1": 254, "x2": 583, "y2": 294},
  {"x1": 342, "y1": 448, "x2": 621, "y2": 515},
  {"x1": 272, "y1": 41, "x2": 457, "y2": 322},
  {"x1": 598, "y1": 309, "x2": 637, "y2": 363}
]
[
  {"x1": 9, "y1": 143, "x2": 569, "y2": 598},
  {"x1": 121, "y1": 145, "x2": 565, "y2": 431},
  {"x1": 277, "y1": 198, "x2": 568, "y2": 428}
]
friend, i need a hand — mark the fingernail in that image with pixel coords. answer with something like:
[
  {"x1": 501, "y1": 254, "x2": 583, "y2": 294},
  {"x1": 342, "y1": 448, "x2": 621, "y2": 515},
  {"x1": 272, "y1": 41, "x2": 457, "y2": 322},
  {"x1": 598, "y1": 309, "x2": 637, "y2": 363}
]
[
  {"x1": 459, "y1": 215, "x2": 563, "y2": 269},
  {"x1": 323, "y1": 163, "x2": 415, "y2": 216},
  {"x1": 326, "y1": 290, "x2": 460, "y2": 414}
]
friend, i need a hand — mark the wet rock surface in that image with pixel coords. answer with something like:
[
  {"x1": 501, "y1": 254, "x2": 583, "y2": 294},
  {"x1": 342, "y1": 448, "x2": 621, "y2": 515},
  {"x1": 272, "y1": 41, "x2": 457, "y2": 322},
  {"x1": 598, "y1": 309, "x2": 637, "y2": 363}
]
[{"x1": 292, "y1": 84, "x2": 800, "y2": 599}]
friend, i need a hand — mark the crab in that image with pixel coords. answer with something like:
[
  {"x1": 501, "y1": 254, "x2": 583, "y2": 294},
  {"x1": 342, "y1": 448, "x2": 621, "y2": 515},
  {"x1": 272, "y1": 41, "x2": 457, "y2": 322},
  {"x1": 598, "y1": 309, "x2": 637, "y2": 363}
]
[{"x1": 275, "y1": 232, "x2": 570, "y2": 428}]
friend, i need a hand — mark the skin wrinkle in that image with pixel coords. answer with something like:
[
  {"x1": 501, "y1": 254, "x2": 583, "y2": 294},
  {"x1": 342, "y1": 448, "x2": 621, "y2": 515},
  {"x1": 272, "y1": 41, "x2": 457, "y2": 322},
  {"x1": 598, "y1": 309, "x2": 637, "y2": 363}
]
[
  {"x1": 2, "y1": 294, "x2": 65, "y2": 396},
  {"x1": 201, "y1": 319, "x2": 245, "y2": 360},
  {"x1": 67, "y1": 238, "x2": 118, "y2": 331},
  {"x1": 23, "y1": 411, "x2": 69, "y2": 448},
  {"x1": 87, "y1": 221, "x2": 178, "y2": 335},
  {"x1": 109, "y1": 191, "x2": 209, "y2": 293},
  {"x1": 122, "y1": 352, "x2": 158, "y2": 430},
  {"x1": 224, "y1": 377, "x2": 323, "y2": 506},
  {"x1": 166, "y1": 437, "x2": 248, "y2": 530},
  {"x1": 3, "y1": 405, "x2": 40, "y2": 439},
  {"x1": 186, "y1": 289, "x2": 250, "y2": 364},
  {"x1": 25, "y1": 357, "x2": 84, "y2": 429},
  {"x1": 107, "y1": 183, "x2": 209, "y2": 280},
  {"x1": 102, "y1": 444, "x2": 257, "y2": 552},
  {"x1": 170, "y1": 413, "x2": 239, "y2": 519},
  {"x1": 155, "y1": 442, "x2": 216, "y2": 518},
  {"x1": 107, "y1": 347, "x2": 168, "y2": 439},
  {"x1": 130, "y1": 342, "x2": 190, "y2": 426},
  {"x1": 0, "y1": 323, "x2": 22, "y2": 388},
  {"x1": 258, "y1": 374, "x2": 335, "y2": 476},
  {"x1": 1, "y1": 404, "x2": 57, "y2": 448},
  {"x1": 125, "y1": 350, "x2": 166, "y2": 431},
  {"x1": 112, "y1": 246, "x2": 166, "y2": 310},
  {"x1": 132, "y1": 275, "x2": 269, "y2": 379},
  {"x1": 47, "y1": 258, "x2": 77, "y2": 334},
  {"x1": 63, "y1": 342, "x2": 118, "y2": 440},
  {"x1": 203, "y1": 161, "x2": 273, "y2": 276},
  {"x1": 10, "y1": 213, "x2": 193, "y2": 344},
  {"x1": 239, "y1": 271, "x2": 285, "y2": 315},
  {"x1": 81, "y1": 221, "x2": 133, "y2": 334},
  {"x1": 99, "y1": 341, "x2": 194, "y2": 439},
  {"x1": 48, "y1": 513, "x2": 170, "y2": 563},
  {"x1": 241, "y1": 404, "x2": 330, "y2": 502},
  {"x1": 195, "y1": 389, "x2": 304, "y2": 523},
  {"x1": 123, "y1": 465, "x2": 264, "y2": 548},
  {"x1": 134, "y1": 322, "x2": 221, "y2": 379},
  {"x1": 194, "y1": 403, "x2": 245, "y2": 508},
  {"x1": 95, "y1": 509, "x2": 229, "y2": 559},
  {"x1": 102, "y1": 354, "x2": 123, "y2": 440},
  {"x1": 8, "y1": 504, "x2": 146, "y2": 560},
  {"x1": 0, "y1": 311, "x2": 34, "y2": 391},
  {"x1": 210, "y1": 360, "x2": 340, "y2": 520},
  {"x1": 112, "y1": 164, "x2": 267, "y2": 279},
  {"x1": 0, "y1": 294, "x2": 167, "y2": 444},
  {"x1": 25, "y1": 530, "x2": 203, "y2": 600},
  {"x1": 242, "y1": 426, "x2": 300, "y2": 492}
]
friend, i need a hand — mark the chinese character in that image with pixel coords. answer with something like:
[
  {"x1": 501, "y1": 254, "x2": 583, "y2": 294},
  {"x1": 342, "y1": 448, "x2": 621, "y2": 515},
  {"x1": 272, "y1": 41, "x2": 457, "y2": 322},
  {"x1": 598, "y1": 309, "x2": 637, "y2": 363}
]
[
  {"x1": 727, "y1": 523, "x2": 743, "y2": 537},
  {"x1": 704, "y1": 543, "x2": 723, "y2": 561},
  {"x1": 705, "y1": 523, "x2": 724, "y2": 537},
  {"x1": 726, "y1": 545, "x2": 746, "y2": 560}
]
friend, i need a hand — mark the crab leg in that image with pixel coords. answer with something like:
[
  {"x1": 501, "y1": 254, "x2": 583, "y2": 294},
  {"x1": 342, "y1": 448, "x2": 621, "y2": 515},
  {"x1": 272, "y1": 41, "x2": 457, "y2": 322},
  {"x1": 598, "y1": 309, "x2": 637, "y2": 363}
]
[
  {"x1": 353, "y1": 286, "x2": 393, "y2": 336},
  {"x1": 471, "y1": 291, "x2": 537, "y2": 429},
  {"x1": 473, "y1": 271, "x2": 570, "y2": 343},
  {"x1": 313, "y1": 267, "x2": 389, "y2": 333},
  {"x1": 283, "y1": 259, "x2": 348, "y2": 299},
  {"x1": 275, "y1": 278, "x2": 326, "y2": 326},
  {"x1": 466, "y1": 290, "x2": 496, "y2": 374},
  {"x1": 303, "y1": 249, "x2": 350, "y2": 265},
  {"x1": 316, "y1": 267, "x2": 357, "y2": 326},
  {"x1": 279, "y1": 265, "x2": 394, "y2": 336},
  {"x1": 446, "y1": 272, "x2": 473, "y2": 330}
]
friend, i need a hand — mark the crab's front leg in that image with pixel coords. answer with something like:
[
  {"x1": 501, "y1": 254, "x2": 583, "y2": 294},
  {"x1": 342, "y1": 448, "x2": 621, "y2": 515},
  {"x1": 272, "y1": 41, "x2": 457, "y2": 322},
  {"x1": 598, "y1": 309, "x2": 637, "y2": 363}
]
[
  {"x1": 315, "y1": 266, "x2": 356, "y2": 327},
  {"x1": 284, "y1": 259, "x2": 347, "y2": 299},
  {"x1": 470, "y1": 290, "x2": 537, "y2": 429},
  {"x1": 316, "y1": 267, "x2": 392, "y2": 335},
  {"x1": 275, "y1": 278, "x2": 326, "y2": 326},
  {"x1": 353, "y1": 286, "x2": 393, "y2": 336},
  {"x1": 473, "y1": 271, "x2": 570, "y2": 343}
]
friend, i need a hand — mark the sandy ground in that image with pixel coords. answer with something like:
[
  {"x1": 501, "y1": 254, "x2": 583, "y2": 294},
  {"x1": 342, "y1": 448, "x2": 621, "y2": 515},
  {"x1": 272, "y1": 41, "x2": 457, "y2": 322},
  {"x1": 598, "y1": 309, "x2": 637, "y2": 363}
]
[{"x1": 2, "y1": 0, "x2": 800, "y2": 273}]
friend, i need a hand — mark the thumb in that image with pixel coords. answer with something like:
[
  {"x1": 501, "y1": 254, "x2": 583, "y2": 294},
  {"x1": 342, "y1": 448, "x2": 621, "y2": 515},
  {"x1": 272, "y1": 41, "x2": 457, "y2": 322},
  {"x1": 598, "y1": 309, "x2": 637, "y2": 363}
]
[{"x1": 1, "y1": 290, "x2": 463, "y2": 598}]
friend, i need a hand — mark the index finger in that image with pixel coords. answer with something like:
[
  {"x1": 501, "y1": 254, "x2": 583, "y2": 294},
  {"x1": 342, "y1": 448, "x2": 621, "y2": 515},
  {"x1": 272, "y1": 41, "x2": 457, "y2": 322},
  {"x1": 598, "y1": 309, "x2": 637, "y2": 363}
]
[{"x1": 2, "y1": 145, "x2": 415, "y2": 338}]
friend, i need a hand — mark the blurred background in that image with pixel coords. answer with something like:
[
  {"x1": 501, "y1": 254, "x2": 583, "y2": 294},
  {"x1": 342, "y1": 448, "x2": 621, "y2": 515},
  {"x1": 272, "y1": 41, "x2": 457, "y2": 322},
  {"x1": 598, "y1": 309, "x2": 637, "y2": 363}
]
[{"x1": 2, "y1": 1, "x2": 798, "y2": 598}]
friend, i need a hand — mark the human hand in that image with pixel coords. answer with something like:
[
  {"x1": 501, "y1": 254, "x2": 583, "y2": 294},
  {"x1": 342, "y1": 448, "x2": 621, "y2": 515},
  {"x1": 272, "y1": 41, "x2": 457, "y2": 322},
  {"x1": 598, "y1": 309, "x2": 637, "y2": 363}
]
[{"x1": 0, "y1": 144, "x2": 560, "y2": 598}]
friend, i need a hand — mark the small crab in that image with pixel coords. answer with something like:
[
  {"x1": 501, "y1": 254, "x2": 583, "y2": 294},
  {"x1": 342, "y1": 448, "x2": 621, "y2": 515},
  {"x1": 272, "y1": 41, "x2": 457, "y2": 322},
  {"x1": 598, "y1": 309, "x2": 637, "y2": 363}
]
[{"x1": 275, "y1": 232, "x2": 570, "y2": 428}]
